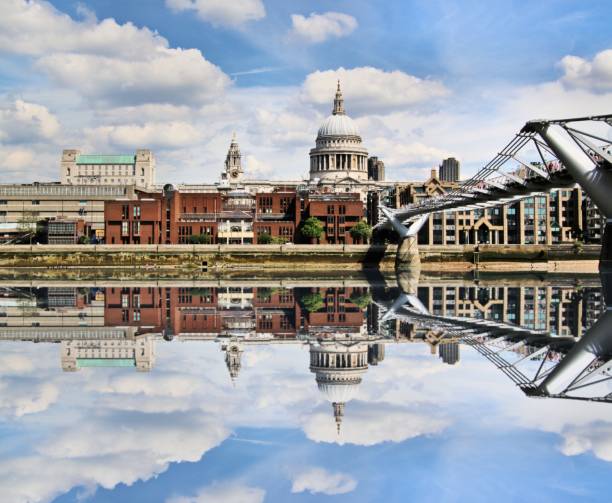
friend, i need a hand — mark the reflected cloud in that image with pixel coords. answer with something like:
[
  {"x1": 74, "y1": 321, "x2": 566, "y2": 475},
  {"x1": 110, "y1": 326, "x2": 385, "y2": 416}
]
[{"x1": 291, "y1": 467, "x2": 357, "y2": 495}]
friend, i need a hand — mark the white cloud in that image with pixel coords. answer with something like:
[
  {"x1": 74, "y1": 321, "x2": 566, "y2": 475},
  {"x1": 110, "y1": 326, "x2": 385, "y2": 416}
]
[
  {"x1": 290, "y1": 12, "x2": 357, "y2": 44},
  {"x1": 37, "y1": 49, "x2": 229, "y2": 107},
  {"x1": 0, "y1": 0, "x2": 167, "y2": 58},
  {"x1": 88, "y1": 121, "x2": 201, "y2": 150},
  {"x1": 165, "y1": 0, "x2": 265, "y2": 28},
  {"x1": 0, "y1": 99, "x2": 60, "y2": 143},
  {"x1": 2, "y1": 148, "x2": 35, "y2": 170},
  {"x1": 0, "y1": 0, "x2": 230, "y2": 107},
  {"x1": 560, "y1": 49, "x2": 612, "y2": 92},
  {"x1": 303, "y1": 401, "x2": 449, "y2": 446},
  {"x1": 291, "y1": 467, "x2": 357, "y2": 495},
  {"x1": 559, "y1": 423, "x2": 612, "y2": 462},
  {"x1": 166, "y1": 482, "x2": 265, "y2": 503},
  {"x1": 245, "y1": 155, "x2": 274, "y2": 178},
  {"x1": 0, "y1": 354, "x2": 35, "y2": 374},
  {"x1": 301, "y1": 67, "x2": 450, "y2": 115},
  {"x1": 0, "y1": 380, "x2": 58, "y2": 417}
]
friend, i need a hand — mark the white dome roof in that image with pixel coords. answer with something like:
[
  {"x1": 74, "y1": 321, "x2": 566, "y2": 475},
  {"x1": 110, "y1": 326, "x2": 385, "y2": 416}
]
[
  {"x1": 317, "y1": 114, "x2": 360, "y2": 138},
  {"x1": 317, "y1": 381, "x2": 360, "y2": 403}
]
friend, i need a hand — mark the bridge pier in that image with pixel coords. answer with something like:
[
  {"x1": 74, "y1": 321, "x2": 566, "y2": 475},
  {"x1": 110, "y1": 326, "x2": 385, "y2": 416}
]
[
  {"x1": 380, "y1": 208, "x2": 428, "y2": 271},
  {"x1": 396, "y1": 235, "x2": 420, "y2": 270}
]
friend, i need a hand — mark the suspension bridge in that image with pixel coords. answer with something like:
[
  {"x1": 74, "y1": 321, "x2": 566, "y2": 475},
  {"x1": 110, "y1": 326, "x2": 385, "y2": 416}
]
[{"x1": 376, "y1": 114, "x2": 612, "y2": 269}]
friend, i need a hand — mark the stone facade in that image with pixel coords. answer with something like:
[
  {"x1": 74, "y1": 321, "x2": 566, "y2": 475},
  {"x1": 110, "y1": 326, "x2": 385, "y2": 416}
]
[
  {"x1": 309, "y1": 82, "x2": 369, "y2": 183},
  {"x1": 61, "y1": 149, "x2": 155, "y2": 188}
]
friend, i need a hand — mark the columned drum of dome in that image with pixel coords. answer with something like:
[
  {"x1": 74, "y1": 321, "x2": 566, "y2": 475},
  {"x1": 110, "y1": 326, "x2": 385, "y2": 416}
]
[
  {"x1": 309, "y1": 341, "x2": 369, "y2": 434},
  {"x1": 309, "y1": 81, "x2": 369, "y2": 183}
]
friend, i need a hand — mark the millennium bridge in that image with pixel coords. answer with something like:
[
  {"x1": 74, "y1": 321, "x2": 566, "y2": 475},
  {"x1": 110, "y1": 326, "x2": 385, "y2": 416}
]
[
  {"x1": 374, "y1": 272, "x2": 612, "y2": 404},
  {"x1": 376, "y1": 114, "x2": 612, "y2": 269}
]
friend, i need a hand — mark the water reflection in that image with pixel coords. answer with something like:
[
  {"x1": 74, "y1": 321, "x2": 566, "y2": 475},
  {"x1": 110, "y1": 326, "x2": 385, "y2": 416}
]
[
  {"x1": 1, "y1": 275, "x2": 612, "y2": 502},
  {"x1": 0, "y1": 276, "x2": 609, "y2": 425}
]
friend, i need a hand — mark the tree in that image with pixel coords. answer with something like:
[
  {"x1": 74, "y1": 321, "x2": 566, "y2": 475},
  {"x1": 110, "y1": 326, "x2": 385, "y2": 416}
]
[
  {"x1": 349, "y1": 291, "x2": 372, "y2": 310},
  {"x1": 300, "y1": 217, "x2": 323, "y2": 242},
  {"x1": 188, "y1": 233, "x2": 212, "y2": 244},
  {"x1": 349, "y1": 220, "x2": 372, "y2": 243},
  {"x1": 300, "y1": 292, "x2": 324, "y2": 313},
  {"x1": 78, "y1": 235, "x2": 91, "y2": 244},
  {"x1": 257, "y1": 233, "x2": 272, "y2": 244}
]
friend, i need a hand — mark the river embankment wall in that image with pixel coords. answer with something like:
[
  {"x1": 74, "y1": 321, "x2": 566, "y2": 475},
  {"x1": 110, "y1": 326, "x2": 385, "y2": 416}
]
[{"x1": 0, "y1": 243, "x2": 601, "y2": 274}]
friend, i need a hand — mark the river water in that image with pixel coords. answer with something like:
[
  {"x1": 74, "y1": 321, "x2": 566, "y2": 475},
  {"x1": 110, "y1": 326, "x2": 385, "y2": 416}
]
[{"x1": 0, "y1": 274, "x2": 610, "y2": 502}]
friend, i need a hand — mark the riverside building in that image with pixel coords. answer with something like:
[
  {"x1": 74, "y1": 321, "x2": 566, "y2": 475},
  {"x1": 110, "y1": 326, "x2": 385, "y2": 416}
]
[
  {"x1": 0, "y1": 82, "x2": 604, "y2": 246},
  {"x1": 389, "y1": 168, "x2": 587, "y2": 245},
  {"x1": 61, "y1": 149, "x2": 155, "y2": 188}
]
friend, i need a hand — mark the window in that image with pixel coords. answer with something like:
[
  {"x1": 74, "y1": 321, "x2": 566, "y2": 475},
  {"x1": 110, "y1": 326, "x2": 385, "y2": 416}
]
[
  {"x1": 133, "y1": 206, "x2": 141, "y2": 218},
  {"x1": 132, "y1": 221, "x2": 140, "y2": 236},
  {"x1": 0, "y1": 211, "x2": 6, "y2": 217},
  {"x1": 0, "y1": 200, "x2": 6, "y2": 205},
  {"x1": 259, "y1": 196, "x2": 273, "y2": 213},
  {"x1": 31, "y1": 200, "x2": 40, "y2": 205},
  {"x1": 122, "y1": 205, "x2": 129, "y2": 219},
  {"x1": 121, "y1": 294, "x2": 129, "y2": 308},
  {"x1": 133, "y1": 310, "x2": 141, "y2": 321},
  {"x1": 121, "y1": 221, "x2": 129, "y2": 236},
  {"x1": 327, "y1": 205, "x2": 335, "y2": 214},
  {"x1": 280, "y1": 197, "x2": 292, "y2": 212}
]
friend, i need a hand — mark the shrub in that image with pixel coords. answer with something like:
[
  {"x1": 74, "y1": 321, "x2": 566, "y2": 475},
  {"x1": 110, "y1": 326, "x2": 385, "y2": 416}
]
[
  {"x1": 349, "y1": 220, "x2": 372, "y2": 243},
  {"x1": 300, "y1": 217, "x2": 323, "y2": 240}
]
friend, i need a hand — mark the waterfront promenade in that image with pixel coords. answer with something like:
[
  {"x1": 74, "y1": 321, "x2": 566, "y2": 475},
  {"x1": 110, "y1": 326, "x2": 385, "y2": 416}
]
[{"x1": 0, "y1": 242, "x2": 600, "y2": 275}]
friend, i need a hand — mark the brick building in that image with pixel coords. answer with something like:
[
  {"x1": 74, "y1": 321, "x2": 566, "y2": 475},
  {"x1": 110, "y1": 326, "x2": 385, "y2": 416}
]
[
  {"x1": 254, "y1": 190, "x2": 297, "y2": 243},
  {"x1": 104, "y1": 186, "x2": 365, "y2": 245},
  {"x1": 298, "y1": 193, "x2": 364, "y2": 244}
]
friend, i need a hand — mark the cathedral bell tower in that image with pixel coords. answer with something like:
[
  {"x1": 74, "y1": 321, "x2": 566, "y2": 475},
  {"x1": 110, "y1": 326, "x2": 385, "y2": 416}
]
[{"x1": 222, "y1": 133, "x2": 243, "y2": 183}]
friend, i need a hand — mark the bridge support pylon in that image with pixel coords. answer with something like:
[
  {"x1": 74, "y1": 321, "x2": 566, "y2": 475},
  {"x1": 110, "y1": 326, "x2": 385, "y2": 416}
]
[
  {"x1": 526, "y1": 121, "x2": 612, "y2": 269},
  {"x1": 380, "y1": 208, "x2": 428, "y2": 270}
]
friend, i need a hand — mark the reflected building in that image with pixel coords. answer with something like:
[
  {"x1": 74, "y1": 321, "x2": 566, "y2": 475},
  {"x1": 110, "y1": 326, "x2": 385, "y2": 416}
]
[
  {"x1": 61, "y1": 335, "x2": 155, "y2": 372},
  {"x1": 222, "y1": 339, "x2": 244, "y2": 383},
  {"x1": 438, "y1": 342, "x2": 460, "y2": 365},
  {"x1": 309, "y1": 339, "x2": 370, "y2": 434}
]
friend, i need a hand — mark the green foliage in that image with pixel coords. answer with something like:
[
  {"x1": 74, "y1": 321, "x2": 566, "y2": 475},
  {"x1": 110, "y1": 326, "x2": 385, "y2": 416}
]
[
  {"x1": 257, "y1": 233, "x2": 273, "y2": 244},
  {"x1": 349, "y1": 220, "x2": 372, "y2": 242},
  {"x1": 349, "y1": 291, "x2": 372, "y2": 310},
  {"x1": 300, "y1": 217, "x2": 323, "y2": 239},
  {"x1": 300, "y1": 292, "x2": 324, "y2": 313},
  {"x1": 271, "y1": 236, "x2": 290, "y2": 244},
  {"x1": 257, "y1": 287, "x2": 272, "y2": 302},
  {"x1": 188, "y1": 233, "x2": 212, "y2": 244},
  {"x1": 78, "y1": 235, "x2": 91, "y2": 244}
]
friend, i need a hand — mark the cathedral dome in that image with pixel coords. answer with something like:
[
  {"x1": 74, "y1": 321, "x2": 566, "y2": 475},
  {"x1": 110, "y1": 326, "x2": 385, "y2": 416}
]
[
  {"x1": 309, "y1": 81, "x2": 369, "y2": 182},
  {"x1": 317, "y1": 379, "x2": 361, "y2": 403},
  {"x1": 317, "y1": 114, "x2": 359, "y2": 138}
]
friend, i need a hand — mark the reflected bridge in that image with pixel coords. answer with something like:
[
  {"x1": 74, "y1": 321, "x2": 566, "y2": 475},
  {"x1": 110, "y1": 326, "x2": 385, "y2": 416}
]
[{"x1": 375, "y1": 273, "x2": 612, "y2": 403}]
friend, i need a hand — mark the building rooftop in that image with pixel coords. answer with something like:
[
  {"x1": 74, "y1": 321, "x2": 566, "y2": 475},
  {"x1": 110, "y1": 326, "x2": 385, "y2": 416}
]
[
  {"x1": 76, "y1": 155, "x2": 136, "y2": 165},
  {"x1": 76, "y1": 358, "x2": 135, "y2": 368}
]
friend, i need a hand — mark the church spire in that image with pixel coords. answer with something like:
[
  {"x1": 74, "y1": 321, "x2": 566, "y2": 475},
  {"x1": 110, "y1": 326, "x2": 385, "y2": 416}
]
[
  {"x1": 332, "y1": 80, "x2": 345, "y2": 115},
  {"x1": 222, "y1": 133, "x2": 243, "y2": 182}
]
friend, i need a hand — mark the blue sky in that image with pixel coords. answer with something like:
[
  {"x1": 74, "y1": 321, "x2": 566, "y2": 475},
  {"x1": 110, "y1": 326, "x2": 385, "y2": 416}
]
[
  {"x1": 0, "y1": 0, "x2": 611, "y2": 182},
  {"x1": 1, "y1": 340, "x2": 612, "y2": 503}
]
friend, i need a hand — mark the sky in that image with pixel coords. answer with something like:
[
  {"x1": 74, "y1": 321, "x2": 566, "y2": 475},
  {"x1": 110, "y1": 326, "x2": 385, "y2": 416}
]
[
  {"x1": 2, "y1": 337, "x2": 612, "y2": 503},
  {"x1": 0, "y1": 0, "x2": 612, "y2": 184}
]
